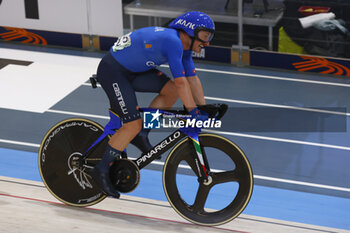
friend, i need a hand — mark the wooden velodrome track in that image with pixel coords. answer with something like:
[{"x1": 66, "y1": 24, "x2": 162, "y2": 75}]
[{"x1": 0, "y1": 176, "x2": 346, "y2": 233}]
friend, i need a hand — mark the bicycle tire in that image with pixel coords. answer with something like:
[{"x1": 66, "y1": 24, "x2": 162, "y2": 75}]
[
  {"x1": 38, "y1": 118, "x2": 108, "y2": 207},
  {"x1": 163, "y1": 133, "x2": 253, "y2": 226}
]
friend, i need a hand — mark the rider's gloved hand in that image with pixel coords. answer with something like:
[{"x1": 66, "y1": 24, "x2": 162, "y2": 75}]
[{"x1": 189, "y1": 107, "x2": 209, "y2": 122}]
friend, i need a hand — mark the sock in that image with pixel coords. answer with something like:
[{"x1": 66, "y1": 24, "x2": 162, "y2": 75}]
[
  {"x1": 96, "y1": 144, "x2": 122, "y2": 170},
  {"x1": 130, "y1": 128, "x2": 152, "y2": 154}
]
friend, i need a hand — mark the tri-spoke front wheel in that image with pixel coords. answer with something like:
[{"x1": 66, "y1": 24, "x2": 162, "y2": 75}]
[{"x1": 163, "y1": 133, "x2": 253, "y2": 226}]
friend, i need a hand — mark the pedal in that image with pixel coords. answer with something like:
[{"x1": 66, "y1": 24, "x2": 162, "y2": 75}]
[
  {"x1": 90, "y1": 74, "x2": 98, "y2": 88},
  {"x1": 110, "y1": 159, "x2": 140, "y2": 193}
]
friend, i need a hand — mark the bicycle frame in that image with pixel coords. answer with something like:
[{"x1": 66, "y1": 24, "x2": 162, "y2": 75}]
[{"x1": 83, "y1": 108, "x2": 210, "y2": 181}]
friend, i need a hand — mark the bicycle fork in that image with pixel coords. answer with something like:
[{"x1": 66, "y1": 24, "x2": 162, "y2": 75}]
[{"x1": 188, "y1": 132, "x2": 212, "y2": 185}]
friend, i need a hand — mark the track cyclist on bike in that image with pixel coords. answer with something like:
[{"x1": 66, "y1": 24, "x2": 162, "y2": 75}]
[{"x1": 90, "y1": 11, "x2": 215, "y2": 198}]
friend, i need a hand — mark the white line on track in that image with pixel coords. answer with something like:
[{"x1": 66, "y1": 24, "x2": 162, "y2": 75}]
[
  {"x1": 161, "y1": 160, "x2": 350, "y2": 193},
  {"x1": 204, "y1": 96, "x2": 349, "y2": 116},
  {"x1": 46, "y1": 109, "x2": 109, "y2": 119},
  {"x1": 2, "y1": 137, "x2": 348, "y2": 193},
  {"x1": 85, "y1": 66, "x2": 350, "y2": 88},
  {"x1": 44, "y1": 109, "x2": 350, "y2": 151},
  {"x1": 0, "y1": 139, "x2": 40, "y2": 148},
  {"x1": 82, "y1": 83, "x2": 349, "y2": 116},
  {"x1": 202, "y1": 129, "x2": 350, "y2": 151},
  {"x1": 160, "y1": 65, "x2": 350, "y2": 88},
  {"x1": 252, "y1": 174, "x2": 350, "y2": 193}
]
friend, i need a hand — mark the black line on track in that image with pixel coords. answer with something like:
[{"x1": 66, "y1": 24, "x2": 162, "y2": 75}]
[
  {"x1": 0, "y1": 178, "x2": 45, "y2": 188},
  {"x1": 0, "y1": 178, "x2": 341, "y2": 232}
]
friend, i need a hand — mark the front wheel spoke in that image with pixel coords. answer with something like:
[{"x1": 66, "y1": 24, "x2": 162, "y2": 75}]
[
  {"x1": 191, "y1": 184, "x2": 211, "y2": 213},
  {"x1": 212, "y1": 170, "x2": 237, "y2": 184}
]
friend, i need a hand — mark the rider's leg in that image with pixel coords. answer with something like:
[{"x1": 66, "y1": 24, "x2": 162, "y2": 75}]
[
  {"x1": 132, "y1": 70, "x2": 178, "y2": 110},
  {"x1": 130, "y1": 71, "x2": 178, "y2": 154},
  {"x1": 108, "y1": 118, "x2": 142, "y2": 150},
  {"x1": 90, "y1": 52, "x2": 142, "y2": 197},
  {"x1": 96, "y1": 119, "x2": 142, "y2": 170},
  {"x1": 149, "y1": 80, "x2": 178, "y2": 109},
  {"x1": 89, "y1": 142, "x2": 122, "y2": 198},
  {"x1": 90, "y1": 120, "x2": 141, "y2": 198}
]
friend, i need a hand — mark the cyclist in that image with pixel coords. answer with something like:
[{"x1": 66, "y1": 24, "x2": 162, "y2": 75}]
[{"x1": 90, "y1": 11, "x2": 215, "y2": 198}]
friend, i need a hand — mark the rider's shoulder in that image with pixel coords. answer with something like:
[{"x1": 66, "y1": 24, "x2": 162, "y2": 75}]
[
  {"x1": 137, "y1": 26, "x2": 181, "y2": 47},
  {"x1": 160, "y1": 28, "x2": 181, "y2": 44}
]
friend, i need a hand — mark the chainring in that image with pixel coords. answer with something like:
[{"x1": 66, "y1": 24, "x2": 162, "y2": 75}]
[{"x1": 110, "y1": 159, "x2": 140, "y2": 193}]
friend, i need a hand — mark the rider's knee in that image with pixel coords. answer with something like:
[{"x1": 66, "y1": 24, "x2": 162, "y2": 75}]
[
  {"x1": 122, "y1": 118, "x2": 142, "y2": 135},
  {"x1": 161, "y1": 80, "x2": 178, "y2": 99}
]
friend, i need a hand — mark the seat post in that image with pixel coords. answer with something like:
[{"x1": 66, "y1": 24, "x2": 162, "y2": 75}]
[{"x1": 90, "y1": 74, "x2": 98, "y2": 88}]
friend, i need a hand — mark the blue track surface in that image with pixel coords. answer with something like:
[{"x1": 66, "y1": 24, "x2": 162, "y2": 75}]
[{"x1": 1, "y1": 147, "x2": 349, "y2": 230}]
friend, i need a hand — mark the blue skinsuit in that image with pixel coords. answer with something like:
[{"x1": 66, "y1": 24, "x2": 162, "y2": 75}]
[
  {"x1": 97, "y1": 26, "x2": 197, "y2": 123},
  {"x1": 110, "y1": 27, "x2": 196, "y2": 78}
]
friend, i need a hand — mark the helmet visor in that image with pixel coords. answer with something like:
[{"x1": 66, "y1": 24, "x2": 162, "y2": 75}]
[{"x1": 195, "y1": 28, "x2": 214, "y2": 43}]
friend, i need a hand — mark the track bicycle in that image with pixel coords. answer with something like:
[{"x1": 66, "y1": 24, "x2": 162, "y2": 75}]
[{"x1": 38, "y1": 81, "x2": 253, "y2": 226}]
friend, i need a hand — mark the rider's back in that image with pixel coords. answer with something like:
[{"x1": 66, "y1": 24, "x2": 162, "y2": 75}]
[{"x1": 110, "y1": 27, "x2": 183, "y2": 73}]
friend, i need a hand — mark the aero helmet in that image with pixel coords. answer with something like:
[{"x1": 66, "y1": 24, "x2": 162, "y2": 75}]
[{"x1": 168, "y1": 11, "x2": 215, "y2": 43}]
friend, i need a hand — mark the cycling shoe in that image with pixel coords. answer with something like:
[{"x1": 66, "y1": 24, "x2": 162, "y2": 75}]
[{"x1": 89, "y1": 167, "x2": 120, "y2": 198}]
